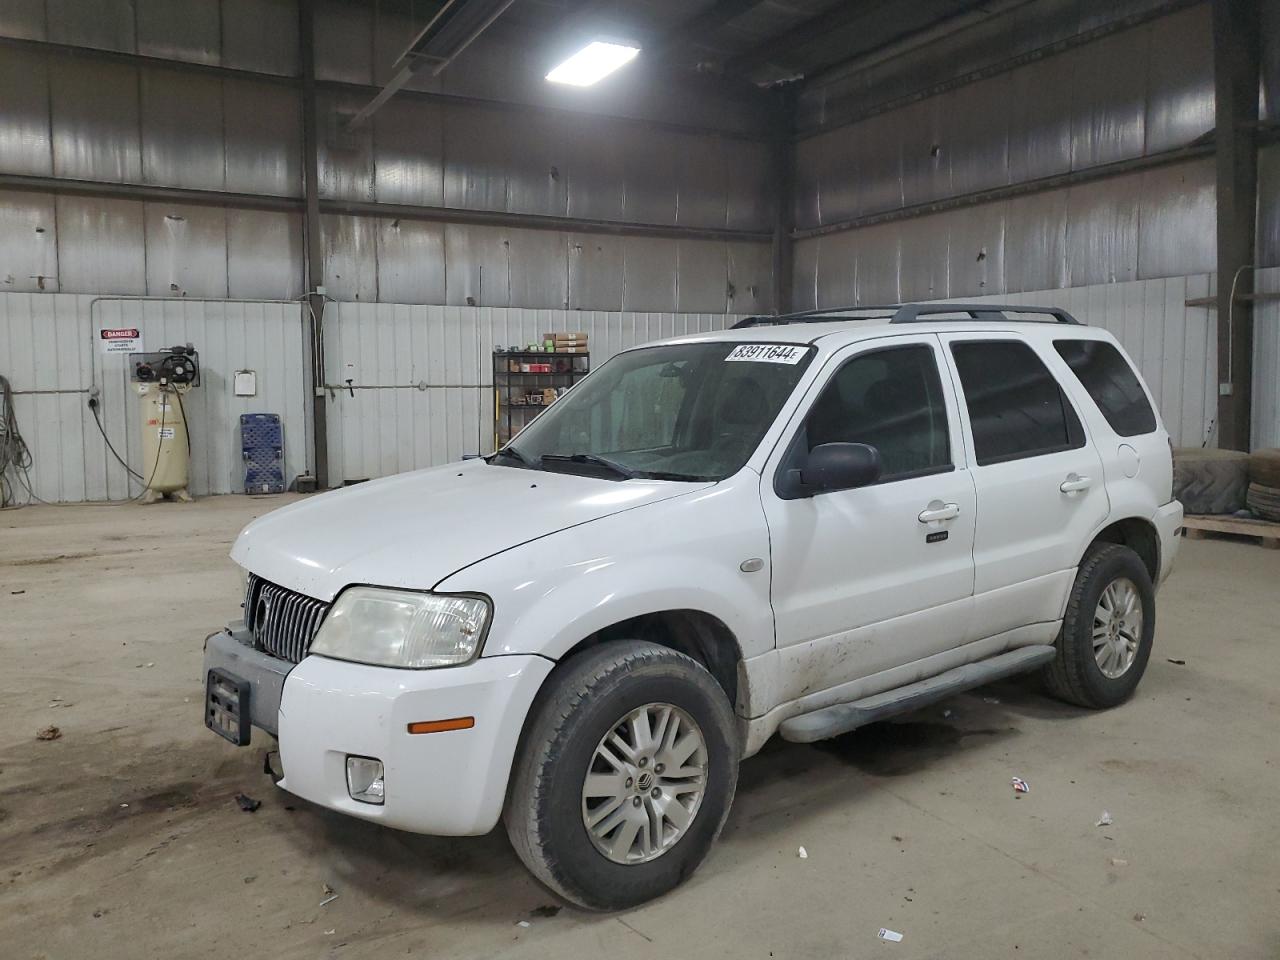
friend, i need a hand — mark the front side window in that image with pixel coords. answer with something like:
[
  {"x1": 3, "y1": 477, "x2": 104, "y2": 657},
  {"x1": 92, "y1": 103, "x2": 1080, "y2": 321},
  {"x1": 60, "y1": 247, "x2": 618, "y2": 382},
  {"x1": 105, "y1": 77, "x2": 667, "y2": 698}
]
[
  {"x1": 1054, "y1": 339, "x2": 1157, "y2": 436},
  {"x1": 951, "y1": 340, "x2": 1085, "y2": 466},
  {"x1": 803, "y1": 344, "x2": 952, "y2": 480},
  {"x1": 501, "y1": 341, "x2": 814, "y2": 481}
]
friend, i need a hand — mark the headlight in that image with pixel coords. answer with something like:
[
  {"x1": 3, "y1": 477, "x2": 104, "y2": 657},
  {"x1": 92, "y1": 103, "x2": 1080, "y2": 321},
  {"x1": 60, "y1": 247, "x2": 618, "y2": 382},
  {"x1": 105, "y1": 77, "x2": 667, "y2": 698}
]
[{"x1": 310, "y1": 587, "x2": 490, "y2": 668}]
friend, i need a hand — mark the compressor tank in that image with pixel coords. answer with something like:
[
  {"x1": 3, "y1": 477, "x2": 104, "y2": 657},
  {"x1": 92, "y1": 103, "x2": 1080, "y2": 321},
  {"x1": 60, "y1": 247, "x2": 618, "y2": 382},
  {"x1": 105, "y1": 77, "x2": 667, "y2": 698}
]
[{"x1": 135, "y1": 381, "x2": 193, "y2": 501}]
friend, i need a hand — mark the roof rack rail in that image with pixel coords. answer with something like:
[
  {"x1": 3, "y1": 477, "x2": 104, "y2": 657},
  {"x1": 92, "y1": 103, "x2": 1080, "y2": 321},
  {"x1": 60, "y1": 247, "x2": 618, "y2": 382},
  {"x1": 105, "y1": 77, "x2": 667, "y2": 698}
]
[{"x1": 731, "y1": 303, "x2": 1081, "y2": 329}]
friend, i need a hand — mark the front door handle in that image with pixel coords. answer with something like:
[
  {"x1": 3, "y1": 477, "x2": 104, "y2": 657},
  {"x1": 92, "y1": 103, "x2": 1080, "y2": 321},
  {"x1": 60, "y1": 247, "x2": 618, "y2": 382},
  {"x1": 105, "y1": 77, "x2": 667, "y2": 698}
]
[
  {"x1": 918, "y1": 501, "x2": 960, "y2": 523},
  {"x1": 1060, "y1": 473, "x2": 1093, "y2": 494}
]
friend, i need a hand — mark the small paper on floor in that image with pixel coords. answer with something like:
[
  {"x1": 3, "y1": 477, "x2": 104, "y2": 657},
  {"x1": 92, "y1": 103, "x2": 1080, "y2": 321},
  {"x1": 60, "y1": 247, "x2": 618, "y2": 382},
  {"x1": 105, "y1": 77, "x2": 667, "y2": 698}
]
[
  {"x1": 797, "y1": 846, "x2": 808, "y2": 859},
  {"x1": 1096, "y1": 810, "x2": 1113, "y2": 827},
  {"x1": 516, "y1": 920, "x2": 531, "y2": 928},
  {"x1": 878, "y1": 928, "x2": 904, "y2": 943}
]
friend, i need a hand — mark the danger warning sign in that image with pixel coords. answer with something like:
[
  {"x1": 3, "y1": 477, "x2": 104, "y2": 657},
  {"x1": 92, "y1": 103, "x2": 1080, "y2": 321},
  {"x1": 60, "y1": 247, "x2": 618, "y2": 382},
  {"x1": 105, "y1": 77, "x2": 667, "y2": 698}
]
[{"x1": 100, "y1": 328, "x2": 142, "y2": 354}]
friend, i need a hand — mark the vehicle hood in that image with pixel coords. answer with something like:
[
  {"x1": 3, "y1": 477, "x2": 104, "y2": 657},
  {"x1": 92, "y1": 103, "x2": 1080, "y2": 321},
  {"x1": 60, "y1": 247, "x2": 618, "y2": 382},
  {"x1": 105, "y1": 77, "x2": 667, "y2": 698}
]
[{"x1": 230, "y1": 460, "x2": 710, "y2": 601}]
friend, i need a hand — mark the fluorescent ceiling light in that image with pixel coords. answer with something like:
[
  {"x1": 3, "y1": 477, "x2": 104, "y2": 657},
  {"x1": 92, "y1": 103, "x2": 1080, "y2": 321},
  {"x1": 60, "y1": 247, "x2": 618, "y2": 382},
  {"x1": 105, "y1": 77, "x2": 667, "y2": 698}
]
[{"x1": 546, "y1": 41, "x2": 639, "y2": 86}]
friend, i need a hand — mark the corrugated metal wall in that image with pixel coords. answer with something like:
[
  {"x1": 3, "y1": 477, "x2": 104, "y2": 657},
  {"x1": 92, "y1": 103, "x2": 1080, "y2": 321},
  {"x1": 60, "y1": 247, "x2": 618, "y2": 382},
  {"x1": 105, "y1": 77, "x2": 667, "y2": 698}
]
[
  {"x1": 0, "y1": 293, "x2": 309, "y2": 501},
  {"x1": 792, "y1": 155, "x2": 1218, "y2": 307},
  {"x1": 0, "y1": 0, "x2": 773, "y2": 308},
  {"x1": 791, "y1": 2, "x2": 1241, "y2": 308},
  {"x1": 322, "y1": 304, "x2": 741, "y2": 483},
  {"x1": 1252, "y1": 267, "x2": 1280, "y2": 451}
]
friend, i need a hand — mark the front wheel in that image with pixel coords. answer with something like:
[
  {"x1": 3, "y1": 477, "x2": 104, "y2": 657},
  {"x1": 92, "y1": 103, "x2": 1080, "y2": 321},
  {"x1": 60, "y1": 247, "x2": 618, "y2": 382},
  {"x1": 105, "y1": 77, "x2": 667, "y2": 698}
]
[
  {"x1": 1042, "y1": 542, "x2": 1156, "y2": 708},
  {"x1": 504, "y1": 642, "x2": 738, "y2": 910}
]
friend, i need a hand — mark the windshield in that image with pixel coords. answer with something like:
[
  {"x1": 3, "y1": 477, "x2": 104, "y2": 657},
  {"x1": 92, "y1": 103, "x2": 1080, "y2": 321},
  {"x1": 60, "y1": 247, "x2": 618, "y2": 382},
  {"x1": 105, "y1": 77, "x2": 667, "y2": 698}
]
[{"x1": 494, "y1": 341, "x2": 814, "y2": 481}]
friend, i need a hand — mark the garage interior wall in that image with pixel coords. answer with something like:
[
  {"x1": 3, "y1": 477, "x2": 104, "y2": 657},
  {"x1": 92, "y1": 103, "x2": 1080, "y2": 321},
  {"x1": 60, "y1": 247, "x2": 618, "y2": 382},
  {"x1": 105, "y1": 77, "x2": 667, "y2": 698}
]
[
  {"x1": 1, "y1": 0, "x2": 1278, "y2": 501},
  {"x1": 791, "y1": 1, "x2": 1256, "y2": 303},
  {"x1": 0, "y1": 0, "x2": 775, "y2": 312}
]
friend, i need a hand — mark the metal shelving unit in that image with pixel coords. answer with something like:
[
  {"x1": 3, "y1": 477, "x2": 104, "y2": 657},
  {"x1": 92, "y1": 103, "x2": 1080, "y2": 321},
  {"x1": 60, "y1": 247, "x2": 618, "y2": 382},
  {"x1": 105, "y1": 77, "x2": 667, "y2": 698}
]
[{"x1": 493, "y1": 351, "x2": 590, "y2": 450}]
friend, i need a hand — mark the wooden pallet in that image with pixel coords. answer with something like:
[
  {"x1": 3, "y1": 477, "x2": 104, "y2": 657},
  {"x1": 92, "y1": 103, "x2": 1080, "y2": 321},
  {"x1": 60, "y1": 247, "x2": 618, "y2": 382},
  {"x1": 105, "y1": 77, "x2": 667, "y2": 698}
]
[{"x1": 1182, "y1": 514, "x2": 1280, "y2": 549}]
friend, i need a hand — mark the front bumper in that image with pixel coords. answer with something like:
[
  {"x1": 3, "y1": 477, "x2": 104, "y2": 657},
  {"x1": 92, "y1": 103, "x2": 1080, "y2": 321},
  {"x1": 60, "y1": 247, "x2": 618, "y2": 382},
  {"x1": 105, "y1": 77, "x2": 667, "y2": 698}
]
[
  {"x1": 1154, "y1": 499, "x2": 1184, "y2": 586},
  {"x1": 203, "y1": 625, "x2": 291, "y2": 738},
  {"x1": 276, "y1": 653, "x2": 554, "y2": 836}
]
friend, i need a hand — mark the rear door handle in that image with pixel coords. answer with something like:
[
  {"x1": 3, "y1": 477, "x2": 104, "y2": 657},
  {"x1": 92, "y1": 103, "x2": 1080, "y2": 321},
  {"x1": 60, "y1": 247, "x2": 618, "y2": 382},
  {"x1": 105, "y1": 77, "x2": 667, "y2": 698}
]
[
  {"x1": 1060, "y1": 473, "x2": 1093, "y2": 494},
  {"x1": 918, "y1": 501, "x2": 960, "y2": 523}
]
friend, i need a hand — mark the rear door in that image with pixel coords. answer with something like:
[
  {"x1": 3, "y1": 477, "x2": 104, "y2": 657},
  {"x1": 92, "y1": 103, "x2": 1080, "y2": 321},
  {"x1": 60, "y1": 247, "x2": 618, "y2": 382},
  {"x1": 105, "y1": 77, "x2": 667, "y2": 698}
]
[
  {"x1": 762, "y1": 334, "x2": 977, "y2": 704},
  {"x1": 939, "y1": 334, "x2": 1110, "y2": 641}
]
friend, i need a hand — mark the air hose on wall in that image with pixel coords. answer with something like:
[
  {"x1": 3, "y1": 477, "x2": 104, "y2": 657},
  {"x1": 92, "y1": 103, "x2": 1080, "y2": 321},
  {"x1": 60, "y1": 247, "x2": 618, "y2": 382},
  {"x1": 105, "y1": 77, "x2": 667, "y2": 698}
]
[{"x1": 0, "y1": 373, "x2": 35, "y2": 508}]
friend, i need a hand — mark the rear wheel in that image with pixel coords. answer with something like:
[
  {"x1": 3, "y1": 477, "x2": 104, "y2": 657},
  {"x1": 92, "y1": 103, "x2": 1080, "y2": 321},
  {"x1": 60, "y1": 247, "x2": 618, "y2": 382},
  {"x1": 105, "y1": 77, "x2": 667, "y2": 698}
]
[
  {"x1": 1042, "y1": 543, "x2": 1155, "y2": 708},
  {"x1": 505, "y1": 642, "x2": 738, "y2": 910}
]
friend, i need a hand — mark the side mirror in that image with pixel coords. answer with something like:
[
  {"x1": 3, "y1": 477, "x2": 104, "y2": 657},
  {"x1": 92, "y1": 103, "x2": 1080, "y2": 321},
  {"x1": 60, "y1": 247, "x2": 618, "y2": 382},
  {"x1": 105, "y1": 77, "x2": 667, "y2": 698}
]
[{"x1": 798, "y1": 442, "x2": 882, "y2": 495}]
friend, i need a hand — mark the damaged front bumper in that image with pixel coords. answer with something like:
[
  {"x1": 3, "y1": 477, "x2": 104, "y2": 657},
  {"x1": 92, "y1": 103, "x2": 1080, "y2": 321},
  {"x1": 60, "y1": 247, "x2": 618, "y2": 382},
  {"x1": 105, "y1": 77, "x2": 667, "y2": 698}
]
[{"x1": 202, "y1": 624, "x2": 292, "y2": 741}]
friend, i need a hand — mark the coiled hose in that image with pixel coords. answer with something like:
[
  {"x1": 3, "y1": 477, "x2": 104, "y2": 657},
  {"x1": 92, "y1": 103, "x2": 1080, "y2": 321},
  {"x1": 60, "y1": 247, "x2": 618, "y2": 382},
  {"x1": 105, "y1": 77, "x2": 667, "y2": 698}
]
[{"x1": 0, "y1": 373, "x2": 35, "y2": 507}]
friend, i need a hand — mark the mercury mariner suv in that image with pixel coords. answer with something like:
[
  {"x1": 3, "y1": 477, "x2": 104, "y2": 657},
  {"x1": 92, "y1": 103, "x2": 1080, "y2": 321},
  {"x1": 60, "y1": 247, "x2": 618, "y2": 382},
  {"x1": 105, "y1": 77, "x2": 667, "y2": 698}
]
[{"x1": 202, "y1": 303, "x2": 1182, "y2": 910}]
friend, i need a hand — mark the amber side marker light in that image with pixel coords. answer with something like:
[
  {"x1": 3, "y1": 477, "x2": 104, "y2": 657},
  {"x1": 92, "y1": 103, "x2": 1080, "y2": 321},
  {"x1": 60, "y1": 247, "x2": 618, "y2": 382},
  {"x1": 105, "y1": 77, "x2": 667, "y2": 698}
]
[{"x1": 407, "y1": 717, "x2": 475, "y2": 735}]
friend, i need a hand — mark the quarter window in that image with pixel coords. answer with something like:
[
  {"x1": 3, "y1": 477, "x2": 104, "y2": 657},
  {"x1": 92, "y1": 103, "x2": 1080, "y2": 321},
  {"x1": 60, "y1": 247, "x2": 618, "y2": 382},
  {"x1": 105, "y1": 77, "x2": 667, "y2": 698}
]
[
  {"x1": 951, "y1": 340, "x2": 1085, "y2": 466},
  {"x1": 1054, "y1": 339, "x2": 1157, "y2": 436},
  {"x1": 804, "y1": 345, "x2": 952, "y2": 480}
]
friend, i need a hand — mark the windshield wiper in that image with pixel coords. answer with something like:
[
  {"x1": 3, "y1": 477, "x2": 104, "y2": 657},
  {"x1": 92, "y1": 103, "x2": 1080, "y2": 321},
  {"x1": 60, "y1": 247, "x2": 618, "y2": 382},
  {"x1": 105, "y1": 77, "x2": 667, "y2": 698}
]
[
  {"x1": 489, "y1": 445, "x2": 537, "y2": 469},
  {"x1": 540, "y1": 453, "x2": 638, "y2": 479}
]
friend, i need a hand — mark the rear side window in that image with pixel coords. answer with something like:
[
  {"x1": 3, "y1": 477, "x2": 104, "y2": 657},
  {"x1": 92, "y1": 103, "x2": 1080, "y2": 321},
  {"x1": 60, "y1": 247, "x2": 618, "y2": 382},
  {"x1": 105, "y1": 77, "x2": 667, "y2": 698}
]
[
  {"x1": 951, "y1": 340, "x2": 1085, "y2": 466},
  {"x1": 1054, "y1": 339, "x2": 1157, "y2": 436}
]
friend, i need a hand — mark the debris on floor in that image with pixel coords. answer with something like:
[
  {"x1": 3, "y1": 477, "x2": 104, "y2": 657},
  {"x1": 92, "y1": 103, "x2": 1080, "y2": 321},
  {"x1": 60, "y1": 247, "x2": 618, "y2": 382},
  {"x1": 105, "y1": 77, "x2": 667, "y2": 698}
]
[
  {"x1": 35, "y1": 725, "x2": 61, "y2": 741},
  {"x1": 1167, "y1": 658, "x2": 1186, "y2": 666},
  {"x1": 516, "y1": 920, "x2": 531, "y2": 928},
  {"x1": 1010, "y1": 777, "x2": 1029, "y2": 795},
  {"x1": 234, "y1": 793, "x2": 261, "y2": 812},
  {"x1": 797, "y1": 846, "x2": 808, "y2": 859},
  {"x1": 1096, "y1": 810, "x2": 1113, "y2": 827},
  {"x1": 1109, "y1": 857, "x2": 1129, "y2": 867},
  {"x1": 878, "y1": 928, "x2": 904, "y2": 943}
]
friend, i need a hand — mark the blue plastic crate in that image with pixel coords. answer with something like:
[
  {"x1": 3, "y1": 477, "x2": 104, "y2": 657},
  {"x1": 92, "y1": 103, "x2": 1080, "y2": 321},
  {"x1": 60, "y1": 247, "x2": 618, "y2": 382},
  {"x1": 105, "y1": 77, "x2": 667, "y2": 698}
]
[{"x1": 240, "y1": 413, "x2": 285, "y2": 494}]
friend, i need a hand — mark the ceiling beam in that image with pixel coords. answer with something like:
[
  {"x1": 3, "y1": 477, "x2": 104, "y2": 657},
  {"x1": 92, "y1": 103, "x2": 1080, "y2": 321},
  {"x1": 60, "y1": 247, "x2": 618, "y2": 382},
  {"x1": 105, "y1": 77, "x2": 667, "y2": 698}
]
[
  {"x1": 724, "y1": 0, "x2": 901, "y2": 79},
  {"x1": 650, "y1": 0, "x2": 769, "y2": 60},
  {"x1": 346, "y1": 0, "x2": 517, "y2": 129}
]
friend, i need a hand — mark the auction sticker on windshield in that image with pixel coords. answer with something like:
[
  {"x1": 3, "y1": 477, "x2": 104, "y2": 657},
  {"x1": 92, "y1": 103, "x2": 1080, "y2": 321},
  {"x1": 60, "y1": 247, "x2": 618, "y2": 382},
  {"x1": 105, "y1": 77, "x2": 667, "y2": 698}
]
[{"x1": 725, "y1": 344, "x2": 806, "y2": 364}]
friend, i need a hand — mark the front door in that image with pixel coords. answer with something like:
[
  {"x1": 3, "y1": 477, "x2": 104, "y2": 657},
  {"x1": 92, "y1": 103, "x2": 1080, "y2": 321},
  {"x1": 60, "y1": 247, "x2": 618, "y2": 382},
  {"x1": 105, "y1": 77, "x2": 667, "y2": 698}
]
[{"x1": 762, "y1": 335, "x2": 977, "y2": 705}]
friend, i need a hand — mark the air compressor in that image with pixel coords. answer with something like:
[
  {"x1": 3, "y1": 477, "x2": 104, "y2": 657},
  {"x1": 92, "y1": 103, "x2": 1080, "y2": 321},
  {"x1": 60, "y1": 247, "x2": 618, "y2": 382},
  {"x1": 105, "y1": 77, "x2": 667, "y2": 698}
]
[{"x1": 129, "y1": 345, "x2": 199, "y2": 503}]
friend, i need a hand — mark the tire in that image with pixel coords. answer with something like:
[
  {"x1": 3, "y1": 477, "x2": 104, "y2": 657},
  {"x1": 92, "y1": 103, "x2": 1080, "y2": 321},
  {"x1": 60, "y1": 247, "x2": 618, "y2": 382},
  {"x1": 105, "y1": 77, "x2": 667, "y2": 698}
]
[
  {"x1": 1041, "y1": 543, "x2": 1155, "y2": 709},
  {"x1": 1172, "y1": 447, "x2": 1249, "y2": 514},
  {"x1": 504, "y1": 642, "x2": 739, "y2": 911},
  {"x1": 1249, "y1": 448, "x2": 1280, "y2": 488},
  {"x1": 1246, "y1": 481, "x2": 1280, "y2": 522}
]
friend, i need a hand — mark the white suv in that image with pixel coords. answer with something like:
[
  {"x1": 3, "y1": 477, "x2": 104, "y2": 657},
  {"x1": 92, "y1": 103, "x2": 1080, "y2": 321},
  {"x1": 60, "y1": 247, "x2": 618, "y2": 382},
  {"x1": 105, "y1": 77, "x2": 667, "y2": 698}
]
[{"x1": 203, "y1": 303, "x2": 1182, "y2": 910}]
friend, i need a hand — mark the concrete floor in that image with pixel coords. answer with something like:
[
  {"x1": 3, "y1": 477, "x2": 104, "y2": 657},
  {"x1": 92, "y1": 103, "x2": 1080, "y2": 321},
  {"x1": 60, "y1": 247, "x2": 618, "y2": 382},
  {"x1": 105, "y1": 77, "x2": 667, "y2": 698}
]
[{"x1": 2, "y1": 494, "x2": 1278, "y2": 960}]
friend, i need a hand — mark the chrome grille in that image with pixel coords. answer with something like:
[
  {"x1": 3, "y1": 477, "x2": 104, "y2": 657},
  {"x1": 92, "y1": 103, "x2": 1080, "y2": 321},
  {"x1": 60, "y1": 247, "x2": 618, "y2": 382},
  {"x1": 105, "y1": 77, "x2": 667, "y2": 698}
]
[{"x1": 244, "y1": 573, "x2": 330, "y2": 664}]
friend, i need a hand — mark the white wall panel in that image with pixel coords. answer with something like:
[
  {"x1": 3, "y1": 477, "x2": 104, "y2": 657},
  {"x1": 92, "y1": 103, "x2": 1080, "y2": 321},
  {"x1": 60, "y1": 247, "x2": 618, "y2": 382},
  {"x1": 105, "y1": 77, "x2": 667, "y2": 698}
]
[
  {"x1": 1252, "y1": 267, "x2": 1280, "y2": 451},
  {"x1": 0, "y1": 293, "x2": 308, "y2": 501},
  {"x1": 323, "y1": 304, "x2": 742, "y2": 483}
]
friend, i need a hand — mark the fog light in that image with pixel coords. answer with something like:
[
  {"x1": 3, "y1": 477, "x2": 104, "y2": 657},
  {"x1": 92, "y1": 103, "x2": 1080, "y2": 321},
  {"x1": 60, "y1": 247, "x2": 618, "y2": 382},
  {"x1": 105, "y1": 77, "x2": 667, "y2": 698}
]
[{"x1": 345, "y1": 756, "x2": 384, "y2": 805}]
